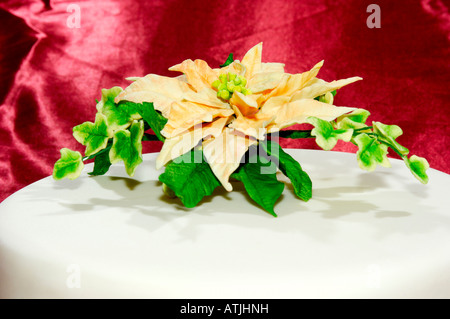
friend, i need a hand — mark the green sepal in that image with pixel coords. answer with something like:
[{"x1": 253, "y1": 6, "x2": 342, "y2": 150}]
[
  {"x1": 96, "y1": 86, "x2": 141, "y2": 131},
  {"x1": 119, "y1": 101, "x2": 168, "y2": 142},
  {"x1": 335, "y1": 109, "x2": 371, "y2": 130},
  {"x1": 53, "y1": 148, "x2": 84, "y2": 180},
  {"x1": 373, "y1": 121, "x2": 409, "y2": 156},
  {"x1": 159, "y1": 150, "x2": 221, "y2": 208},
  {"x1": 73, "y1": 113, "x2": 113, "y2": 156},
  {"x1": 307, "y1": 116, "x2": 353, "y2": 151},
  {"x1": 403, "y1": 155, "x2": 429, "y2": 184},
  {"x1": 109, "y1": 120, "x2": 144, "y2": 177},
  {"x1": 353, "y1": 133, "x2": 391, "y2": 171},
  {"x1": 88, "y1": 149, "x2": 112, "y2": 176},
  {"x1": 231, "y1": 151, "x2": 285, "y2": 217},
  {"x1": 220, "y1": 53, "x2": 234, "y2": 68},
  {"x1": 262, "y1": 140, "x2": 312, "y2": 201}
]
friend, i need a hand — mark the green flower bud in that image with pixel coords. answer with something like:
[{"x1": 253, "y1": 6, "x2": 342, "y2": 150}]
[
  {"x1": 219, "y1": 73, "x2": 227, "y2": 83},
  {"x1": 218, "y1": 89, "x2": 231, "y2": 100},
  {"x1": 234, "y1": 86, "x2": 242, "y2": 93},
  {"x1": 238, "y1": 76, "x2": 247, "y2": 86},
  {"x1": 228, "y1": 73, "x2": 237, "y2": 81},
  {"x1": 218, "y1": 83, "x2": 227, "y2": 91},
  {"x1": 227, "y1": 82, "x2": 235, "y2": 92},
  {"x1": 233, "y1": 77, "x2": 241, "y2": 85},
  {"x1": 242, "y1": 88, "x2": 252, "y2": 96},
  {"x1": 211, "y1": 79, "x2": 221, "y2": 89}
]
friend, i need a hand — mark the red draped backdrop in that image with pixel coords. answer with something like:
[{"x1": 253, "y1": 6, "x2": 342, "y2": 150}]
[{"x1": 1, "y1": 0, "x2": 449, "y2": 202}]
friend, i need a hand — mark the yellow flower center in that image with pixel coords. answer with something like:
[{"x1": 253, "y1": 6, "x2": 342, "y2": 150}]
[{"x1": 212, "y1": 73, "x2": 251, "y2": 100}]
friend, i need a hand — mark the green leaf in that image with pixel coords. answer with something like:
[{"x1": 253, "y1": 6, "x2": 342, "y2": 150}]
[
  {"x1": 53, "y1": 148, "x2": 84, "y2": 180},
  {"x1": 220, "y1": 53, "x2": 234, "y2": 68},
  {"x1": 109, "y1": 120, "x2": 144, "y2": 176},
  {"x1": 403, "y1": 155, "x2": 429, "y2": 184},
  {"x1": 119, "y1": 101, "x2": 168, "y2": 142},
  {"x1": 335, "y1": 109, "x2": 371, "y2": 130},
  {"x1": 262, "y1": 140, "x2": 312, "y2": 201},
  {"x1": 353, "y1": 133, "x2": 391, "y2": 171},
  {"x1": 96, "y1": 86, "x2": 141, "y2": 131},
  {"x1": 159, "y1": 150, "x2": 221, "y2": 208},
  {"x1": 231, "y1": 152, "x2": 284, "y2": 217},
  {"x1": 307, "y1": 117, "x2": 353, "y2": 151},
  {"x1": 88, "y1": 150, "x2": 112, "y2": 176},
  {"x1": 73, "y1": 113, "x2": 113, "y2": 156},
  {"x1": 373, "y1": 121, "x2": 409, "y2": 156}
]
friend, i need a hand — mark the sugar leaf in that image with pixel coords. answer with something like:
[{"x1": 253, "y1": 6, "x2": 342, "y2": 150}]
[
  {"x1": 220, "y1": 53, "x2": 234, "y2": 68},
  {"x1": 88, "y1": 149, "x2": 112, "y2": 176},
  {"x1": 231, "y1": 152, "x2": 285, "y2": 217},
  {"x1": 96, "y1": 86, "x2": 141, "y2": 131},
  {"x1": 335, "y1": 109, "x2": 371, "y2": 130},
  {"x1": 403, "y1": 155, "x2": 429, "y2": 184},
  {"x1": 159, "y1": 150, "x2": 221, "y2": 208},
  {"x1": 119, "y1": 101, "x2": 168, "y2": 142},
  {"x1": 53, "y1": 148, "x2": 84, "y2": 180},
  {"x1": 353, "y1": 133, "x2": 391, "y2": 171},
  {"x1": 307, "y1": 116, "x2": 353, "y2": 151},
  {"x1": 73, "y1": 113, "x2": 112, "y2": 156},
  {"x1": 262, "y1": 140, "x2": 312, "y2": 201},
  {"x1": 109, "y1": 120, "x2": 144, "y2": 176},
  {"x1": 373, "y1": 121, "x2": 409, "y2": 156}
]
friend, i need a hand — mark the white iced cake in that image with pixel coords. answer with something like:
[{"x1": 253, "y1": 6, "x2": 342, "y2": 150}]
[{"x1": 0, "y1": 151, "x2": 449, "y2": 298}]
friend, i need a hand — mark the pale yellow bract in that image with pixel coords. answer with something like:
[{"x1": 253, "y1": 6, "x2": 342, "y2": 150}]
[{"x1": 115, "y1": 43, "x2": 362, "y2": 192}]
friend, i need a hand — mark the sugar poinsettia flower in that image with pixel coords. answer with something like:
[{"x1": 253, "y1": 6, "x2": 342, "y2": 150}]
[{"x1": 115, "y1": 43, "x2": 361, "y2": 191}]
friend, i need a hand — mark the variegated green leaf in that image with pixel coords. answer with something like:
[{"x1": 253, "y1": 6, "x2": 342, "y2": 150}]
[
  {"x1": 335, "y1": 109, "x2": 371, "y2": 130},
  {"x1": 403, "y1": 155, "x2": 429, "y2": 184},
  {"x1": 307, "y1": 116, "x2": 353, "y2": 151},
  {"x1": 73, "y1": 113, "x2": 113, "y2": 156},
  {"x1": 96, "y1": 86, "x2": 141, "y2": 131},
  {"x1": 109, "y1": 120, "x2": 144, "y2": 176},
  {"x1": 119, "y1": 101, "x2": 167, "y2": 142},
  {"x1": 373, "y1": 121, "x2": 409, "y2": 156},
  {"x1": 353, "y1": 133, "x2": 391, "y2": 171},
  {"x1": 53, "y1": 148, "x2": 84, "y2": 180}
]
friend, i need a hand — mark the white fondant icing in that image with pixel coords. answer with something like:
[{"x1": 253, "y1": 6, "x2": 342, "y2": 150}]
[{"x1": 0, "y1": 151, "x2": 449, "y2": 298}]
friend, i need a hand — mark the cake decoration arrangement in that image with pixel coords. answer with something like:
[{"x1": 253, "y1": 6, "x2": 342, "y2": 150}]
[{"x1": 52, "y1": 43, "x2": 429, "y2": 216}]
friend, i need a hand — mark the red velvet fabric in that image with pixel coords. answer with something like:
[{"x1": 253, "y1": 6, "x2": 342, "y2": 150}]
[{"x1": 1, "y1": 0, "x2": 449, "y2": 202}]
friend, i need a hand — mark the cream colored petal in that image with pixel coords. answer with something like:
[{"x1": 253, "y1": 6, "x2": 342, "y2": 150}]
[
  {"x1": 241, "y1": 42, "x2": 263, "y2": 80},
  {"x1": 229, "y1": 91, "x2": 259, "y2": 117},
  {"x1": 260, "y1": 60, "x2": 324, "y2": 103},
  {"x1": 228, "y1": 112, "x2": 274, "y2": 140},
  {"x1": 183, "y1": 88, "x2": 230, "y2": 109},
  {"x1": 161, "y1": 101, "x2": 234, "y2": 138},
  {"x1": 214, "y1": 61, "x2": 247, "y2": 77},
  {"x1": 258, "y1": 95, "x2": 291, "y2": 116},
  {"x1": 169, "y1": 59, "x2": 217, "y2": 92},
  {"x1": 260, "y1": 62, "x2": 285, "y2": 73},
  {"x1": 203, "y1": 128, "x2": 257, "y2": 191},
  {"x1": 115, "y1": 74, "x2": 191, "y2": 118},
  {"x1": 247, "y1": 72, "x2": 285, "y2": 93},
  {"x1": 156, "y1": 117, "x2": 228, "y2": 169},
  {"x1": 265, "y1": 99, "x2": 356, "y2": 133},
  {"x1": 290, "y1": 76, "x2": 363, "y2": 101}
]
